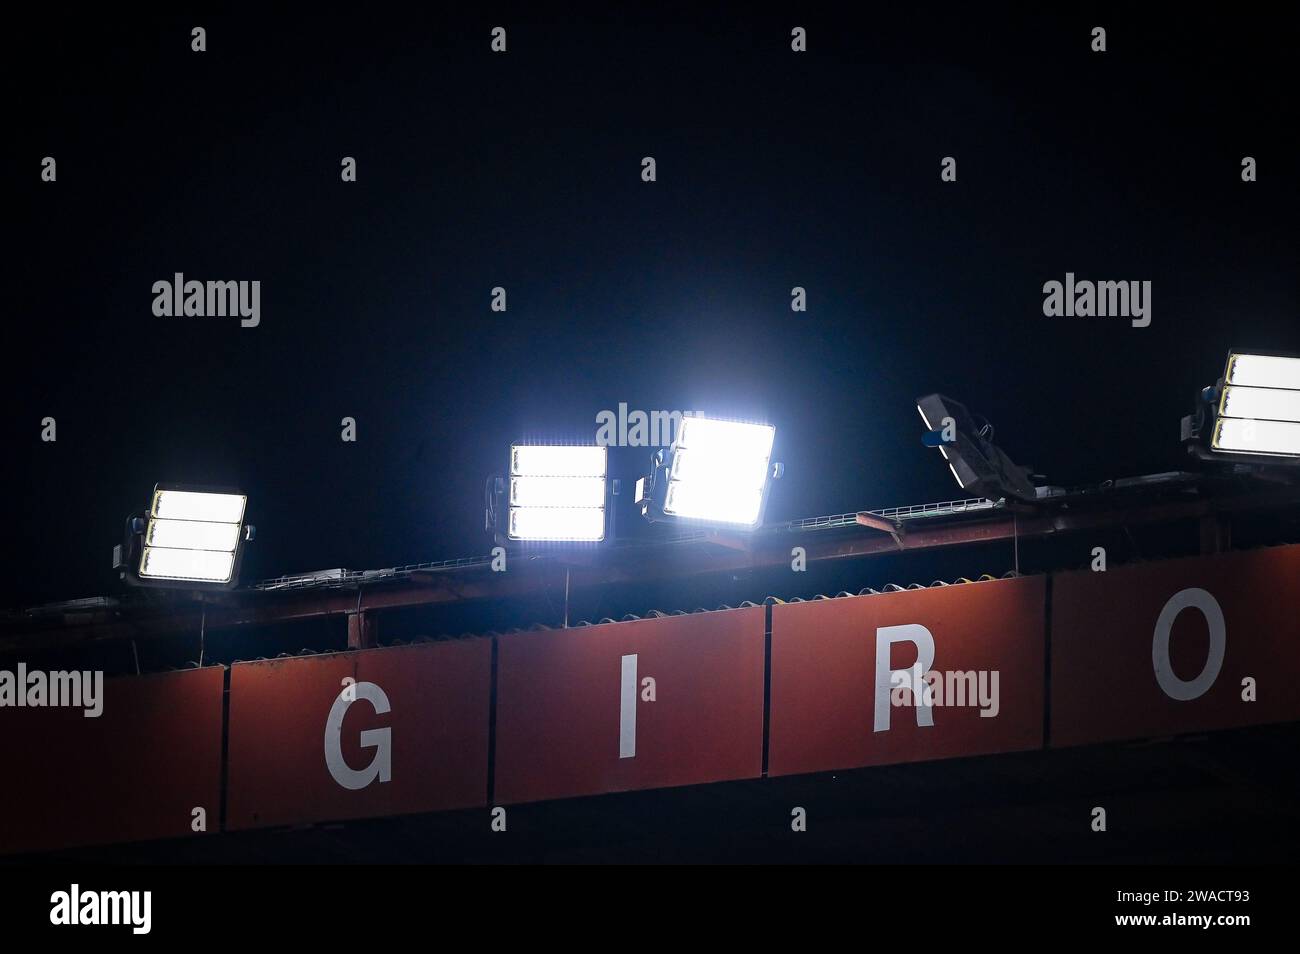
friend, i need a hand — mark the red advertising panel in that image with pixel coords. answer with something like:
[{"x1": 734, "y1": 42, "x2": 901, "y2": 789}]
[
  {"x1": 1051, "y1": 544, "x2": 1300, "y2": 747},
  {"x1": 0, "y1": 666, "x2": 223, "y2": 855},
  {"x1": 768, "y1": 576, "x2": 1046, "y2": 777},
  {"x1": 226, "y1": 639, "x2": 490, "y2": 830},
  {"x1": 494, "y1": 607, "x2": 765, "y2": 803}
]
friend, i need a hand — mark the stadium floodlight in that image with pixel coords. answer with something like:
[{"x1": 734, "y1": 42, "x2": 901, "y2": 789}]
[
  {"x1": 1183, "y1": 351, "x2": 1300, "y2": 464},
  {"x1": 916, "y1": 394, "x2": 1038, "y2": 502},
  {"x1": 114, "y1": 484, "x2": 254, "y2": 589},
  {"x1": 636, "y1": 416, "x2": 780, "y2": 529},
  {"x1": 487, "y1": 444, "x2": 611, "y2": 543}
]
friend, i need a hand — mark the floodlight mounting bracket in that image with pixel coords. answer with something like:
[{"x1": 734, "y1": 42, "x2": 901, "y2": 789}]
[
  {"x1": 856, "y1": 511, "x2": 905, "y2": 548},
  {"x1": 700, "y1": 530, "x2": 754, "y2": 552}
]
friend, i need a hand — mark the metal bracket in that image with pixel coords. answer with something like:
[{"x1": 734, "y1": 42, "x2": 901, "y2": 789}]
[
  {"x1": 856, "y1": 511, "x2": 905, "y2": 549},
  {"x1": 346, "y1": 611, "x2": 376, "y2": 650}
]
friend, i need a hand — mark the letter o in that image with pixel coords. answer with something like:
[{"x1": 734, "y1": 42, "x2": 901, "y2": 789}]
[{"x1": 1152, "y1": 587, "x2": 1225, "y2": 701}]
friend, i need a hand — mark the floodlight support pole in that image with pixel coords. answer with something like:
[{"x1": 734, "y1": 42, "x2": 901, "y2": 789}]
[
  {"x1": 347, "y1": 611, "x2": 376, "y2": 649},
  {"x1": 1199, "y1": 514, "x2": 1231, "y2": 555}
]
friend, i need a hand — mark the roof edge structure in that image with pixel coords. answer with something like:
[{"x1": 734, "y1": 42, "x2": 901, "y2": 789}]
[{"x1": 3, "y1": 474, "x2": 1299, "y2": 656}]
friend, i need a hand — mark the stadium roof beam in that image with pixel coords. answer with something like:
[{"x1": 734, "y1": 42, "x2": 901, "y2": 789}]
[{"x1": 3, "y1": 483, "x2": 1298, "y2": 656}]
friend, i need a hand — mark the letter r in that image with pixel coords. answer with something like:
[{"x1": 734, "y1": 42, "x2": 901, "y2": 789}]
[{"x1": 875, "y1": 624, "x2": 936, "y2": 732}]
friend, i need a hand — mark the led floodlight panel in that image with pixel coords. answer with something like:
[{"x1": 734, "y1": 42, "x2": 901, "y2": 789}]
[
  {"x1": 507, "y1": 445, "x2": 608, "y2": 541},
  {"x1": 661, "y1": 417, "x2": 776, "y2": 528},
  {"x1": 138, "y1": 488, "x2": 247, "y2": 584}
]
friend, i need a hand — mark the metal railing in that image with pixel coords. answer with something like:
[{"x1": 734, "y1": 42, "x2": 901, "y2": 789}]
[{"x1": 249, "y1": 497, "x2": 997, "y2": 592}]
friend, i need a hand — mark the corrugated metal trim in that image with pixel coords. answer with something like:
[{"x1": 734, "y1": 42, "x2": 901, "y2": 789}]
[
  {"x1": 361, "y1": 571, "x2": 1025, "y2": 648},
  {"x1": 773, "y1": 571, "x2": 1021, "y2": 605}
]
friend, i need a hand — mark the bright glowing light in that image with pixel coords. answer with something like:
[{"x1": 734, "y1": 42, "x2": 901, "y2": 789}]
[
  {"x1": 670, "y1": 447, "x2": 768, "y2": 490},
  {"x1": 662, "y1": 417, "x2": 775, "y2": 527},
  {"x1": 676, "y1": 417, "x2": 775, "y2": 460},
  {"x1": 1212, "y1": 418, "x2": 1300, "y2": 456},
  {"x1": 151, "y1": 490, "x2": 246, "y2": 523},
  {"x1": 665, "y1": 481, "x2": 763, "y2": 526},
  {"x1": 1219, "y1": 385, "x2": 1300, "y2": 423},
  {"x1": 510, "y1": 476, "x2": 606, "y2": 508},
  {"x1": 511, "y1": 445, "x2": 606, "y2": 477},
  {"x1": 508, "y1": 506, "x2": 606, "y2": 542},
  {"x1": 1210, "y1": 353, "x2": 1300, "y2": 457},
  {"x1": 145, "y1": 518, "x2": 241, "y2": 551},
  {"x1": 1224, "y1": 353, "x2": 1300, "y2": 391},
  {"x1": 506, "y1": 445, "x2": 607, "y2": 540},
  {"x1": 139, "y1": 547, "x2": 236, "y2": 582},
  {"x1": 138, "y1": 488, "x2": 245, "y2": 583}
]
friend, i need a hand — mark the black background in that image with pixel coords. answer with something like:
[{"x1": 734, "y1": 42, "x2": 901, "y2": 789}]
[
  {"x1": 10, "y1": 6, "x2": 1296, "y2": 608},
  {"x1": 3, "y1": 2, "x2": 1300, "y2": 877}
]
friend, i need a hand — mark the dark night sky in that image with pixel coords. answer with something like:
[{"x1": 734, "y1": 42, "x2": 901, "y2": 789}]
[{"x1": 9, "y1": 7, "x2": 1297, "y2": 607}]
